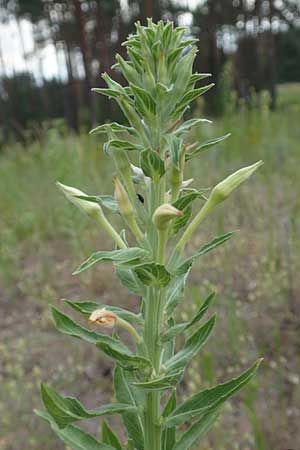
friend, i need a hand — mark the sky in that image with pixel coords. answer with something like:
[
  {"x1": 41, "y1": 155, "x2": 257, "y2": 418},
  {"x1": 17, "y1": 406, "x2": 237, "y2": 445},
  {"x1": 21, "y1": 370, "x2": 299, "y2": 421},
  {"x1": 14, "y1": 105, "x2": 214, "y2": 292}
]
[{"x1": 0, "y1": 19, "x2": 65, "y2": 80}]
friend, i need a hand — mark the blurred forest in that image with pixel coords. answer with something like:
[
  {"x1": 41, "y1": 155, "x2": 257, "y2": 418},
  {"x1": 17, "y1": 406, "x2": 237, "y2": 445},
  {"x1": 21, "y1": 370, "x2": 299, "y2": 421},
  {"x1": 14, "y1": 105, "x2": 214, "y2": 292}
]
[{"x1": 0, "y1": 0, "x2": 300, "y2": 143}]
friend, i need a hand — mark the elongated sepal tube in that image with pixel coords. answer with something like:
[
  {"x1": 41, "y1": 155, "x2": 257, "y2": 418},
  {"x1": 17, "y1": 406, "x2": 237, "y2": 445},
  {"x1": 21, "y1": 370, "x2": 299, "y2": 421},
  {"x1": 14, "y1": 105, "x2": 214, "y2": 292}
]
[
  {"x1": 176, "y1": 161, "x2": 263, "y2": 252},
  {"x1": 114, "y1": 176, "x2": 144, "y2": 241},
  {"x1": 57, "y1": 181, "x2": 126, "y2": 249},
  {"x1": 209, "y1": 160, "x2": 263, "y2": 206}
]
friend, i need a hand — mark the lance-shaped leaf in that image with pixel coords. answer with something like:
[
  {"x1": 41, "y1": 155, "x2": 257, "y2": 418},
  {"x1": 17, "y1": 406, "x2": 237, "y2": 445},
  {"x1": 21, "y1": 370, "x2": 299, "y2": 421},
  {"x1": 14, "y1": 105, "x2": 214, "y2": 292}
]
[
  {"x1": 177, "y1": 231, "x2": 236, "y2": 274},
  {"x1": 170, "y1": 190, "x2": 207, "y2": 236},
  {"x1": 172, "y1": 409, "x2": 219, "y2": 450},
  {"x1": 161, "y1": 292, "x2": 215, "y2": 342},
  {"x1": 164, "y1": 315, "x2": 216, "y2": 375},
  {"x1": 162, "y1": 391, "x2": 177, "y2": 450},
  {"x1": 41, "y1": 383, "x2": 136, "y2": 429},
  {"x1": 114, "y1": 366, "x2": 145, "y2": 450},
  {"x1": 115, "y1": 266, "x2": 144, "y2": 295},
  {"x1": 173, "y1": 84, "x2": 214, "y2": 117},
  {"x1": 165, "y1": 264, "x2": 192, "y2": 317},
  {"x1": 140, "y1": 148, "x2": 165, "y2": 181},
  {"x1": 89, "y1": 122, "x2": 136, "y2": 136},
  {"x1": 173, "y1": 191, "x2": 206, "y2": 211},
  {"x1": 134, "y1": 262, "x2": 171, "y2": 287},
  {"x1": 104, "y1": 139, "x2": 144, "y2": 153},
  {"x1": 74, "y1": 194, "x2": 119, "y2": 213},
  {"x1": 165, "y1": 134, "x2": 185, "y2": 169},
  {"x1": 132, "y1": 370, "x2": 183, "y2": 391},
  {"x1": 97, "y1": 342, "x2": 151, "y2": 370},
  {"x1": 185, "y1": 133, "x2": 231, "y2": 161},
  {"x1": 73, "y1": 248, "x2": 148, "y2": 275},
  {"x1": 130, "y1": 83, "x2": 156, "y2": 115},
  {"x1": 64, "y1": 300, "x2": 144, "y2": 326},
  {"x1": 102, "y1": 421, "x2": 122, "y2": 450},
  {"x1": 165, "y1": 359, "x2": 262, "y2": 427},
  {"x1": 170, "y1": 205, "x2": 192, "y2": 236},
  {"x1": 174, "y1": 118, "x2": 212, "y2": 137},
  {"x1": 168, "y1": 48, "x2": 197, "y2": 104},
  {"x1": 187, "y1": 72, "x2": 212, "y2": 89},
  {"x1": 35, "y1": 410, "x2": 115, "y2": 450},
  {"x1": 51, "y1": 306, "x2": 129, "y2": 351},
  {"x1": 92, "y1": 87, "x2": 128, "y2": 102}
]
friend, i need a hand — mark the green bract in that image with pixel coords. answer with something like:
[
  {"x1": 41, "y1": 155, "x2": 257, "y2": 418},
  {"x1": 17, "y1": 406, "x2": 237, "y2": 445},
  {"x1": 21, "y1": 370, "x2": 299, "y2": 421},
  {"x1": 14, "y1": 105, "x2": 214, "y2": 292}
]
[{"x1": 38, "y1": 19, "x2": 263, "y2": 450}]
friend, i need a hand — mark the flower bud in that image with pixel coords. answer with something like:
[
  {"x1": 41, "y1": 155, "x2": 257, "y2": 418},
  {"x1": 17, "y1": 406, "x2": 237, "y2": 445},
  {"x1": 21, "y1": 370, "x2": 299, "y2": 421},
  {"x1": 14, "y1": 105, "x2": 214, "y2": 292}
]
[
  {"x1": 181, "y1": 178, "x2": 194, "y2": 189},
  {"x1": 113, "y1": 176, "x2": 134, "y2": 216},
  {"x1": 88, "y1": 308, "x2": 117, "y2": 328},
  {"x1": 56, "y1": 182, "x2": 102, "y2": 218},
  {"x1": 152, "y1": 203, "x2": 183, "y2": 230},
  {"x1": 131, "y1": 164, "x2": 151, "y2": 184},
  {"x1": 208, "y1": 161, "x2": 263, "y2": 207}
]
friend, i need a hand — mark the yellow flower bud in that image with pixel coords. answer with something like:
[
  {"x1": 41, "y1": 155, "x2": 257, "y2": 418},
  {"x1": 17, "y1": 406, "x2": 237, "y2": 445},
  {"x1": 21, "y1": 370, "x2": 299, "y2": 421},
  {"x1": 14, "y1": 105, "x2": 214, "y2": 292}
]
[
  {"x1": 88, "y1": 308, "x2": 117, "y2": 328},
  {"x1": 152, "y1": 203, "x2": 183, "y2": 230},
  {"x1": 113, "y1": 176, "x2": 134, "y2": 216},
  {"x1": 56, "y1": 182, "x2": 102, "y2": 218},
  {"x1": 208, "y1": 160, "x2": 263, "y2": 207}
]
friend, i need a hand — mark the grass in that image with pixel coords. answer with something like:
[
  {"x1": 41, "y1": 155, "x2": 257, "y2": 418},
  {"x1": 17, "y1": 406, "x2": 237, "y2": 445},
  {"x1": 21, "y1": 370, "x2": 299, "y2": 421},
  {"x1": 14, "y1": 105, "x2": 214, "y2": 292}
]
[{"x1": 0, "y1": 84, "x2": 299, "y2": 450}]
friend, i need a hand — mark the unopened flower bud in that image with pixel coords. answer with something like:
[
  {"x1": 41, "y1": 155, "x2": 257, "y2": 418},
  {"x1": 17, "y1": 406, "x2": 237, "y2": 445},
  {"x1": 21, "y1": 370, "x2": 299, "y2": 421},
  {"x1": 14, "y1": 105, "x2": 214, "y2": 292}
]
[
  {"x1": 131, "y1": 164, "x2": 151, "y2": 184},
  {"x1": 181, "y1": 178, "x2": 194, "y2": 189},
  {"x1": 88, "y1": 308, "x2": 117, "y2": 328},
  {"x1": 208, "y1": 161, "x2": 263, "y2": 207},
  {"x1": 153, "y1": 203, "x2": 183, "y2": 230},
  {"x1": 113, "y1": 176, "x2": 134, "y2": 216},
  {"x1": 56, "y1": 182, "x2": 102, "y2": 218}
]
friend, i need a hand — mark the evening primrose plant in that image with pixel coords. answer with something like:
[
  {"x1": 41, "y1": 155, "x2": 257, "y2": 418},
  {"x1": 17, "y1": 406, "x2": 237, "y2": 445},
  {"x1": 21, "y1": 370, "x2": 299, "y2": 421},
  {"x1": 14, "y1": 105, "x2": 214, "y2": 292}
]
[{"x1": 36, "y1": 20, "x2": 263, "y2": 450}]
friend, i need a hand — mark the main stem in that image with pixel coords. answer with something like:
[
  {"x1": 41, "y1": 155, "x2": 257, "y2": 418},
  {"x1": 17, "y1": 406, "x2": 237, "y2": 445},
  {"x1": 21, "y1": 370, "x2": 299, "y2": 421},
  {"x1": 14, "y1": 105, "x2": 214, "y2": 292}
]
[{"x1": 144, "y1": 182, "x2": 165, "y2": 450}]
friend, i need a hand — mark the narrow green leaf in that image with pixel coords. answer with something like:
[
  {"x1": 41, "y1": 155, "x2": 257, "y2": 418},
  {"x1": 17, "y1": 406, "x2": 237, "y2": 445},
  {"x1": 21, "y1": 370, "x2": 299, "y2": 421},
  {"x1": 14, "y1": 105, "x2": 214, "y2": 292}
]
[
  {"x1": 165, "y1": 265, "x2": 192, "y2": 317},
  {"x1": 134, "y1": 262, "x2": 171, "y2": 287},
  {"x1": 165, "y1": 135, "x2": 185, "y2": 169},
  {"x1": 164, "y1": 315, "x2": 216, "y2": 374},
  {"x1": 172, "y1": 409, "x2": 219, "y2": 450},
  {"x1": 130, "y1": 83, "x2": 156, "y2": 115},
  {"x1": 97, "y1": 342, "x2": 151, "y2": 371},
  {"x1": 92, "y1": 87, "x2": 127, "y2": 101},
  {"x1": 174, "y1": 84, "x2": 215, "y2": 116},
  {"x1": 35, "y1": 410, "x2": 114, "y2": 450},
  {"x1": 174, "y1": 118, "x2": 212, "y2": 137},
  {"x1": 177, "y1": 231, "x2": 236, "y2": 274},
  {"x1": 51, "y1": 306, "x2": 128, "y2": 351},
  {"x1": 133, "y1": 370, "x2": 183, "y2": 391},
  {"x1": 172, "y1": 191, "x2": 206, "y2": 211},
  {"x1": 89, "y1": 122, "x2": 136, "y2": 136},
  {"x1": 102, "y1": 421, "x2": 122, "y2": 450},
  {"x1": 64, "y1": 300, "x2": 144, "y2": 326},
  {"x1": 73, "y1": 248, "x2": 148, "y2": 275},
  {"x1": 170, "y1": 206, "x2": 192, "y2": 236},
  {"x1": 162, "y1": 391, "x2": 177, "y2": 450},
  {"x1": 161, "y1": 292, "x2": 215, "y2": 342},
  {"x1": 114, "y1": 366, "x2": 145, "y2": 450},
  {"x1": 115, "y1": 266, "x2": 144, "y2": 295},
  {"x1": 165, "y1": 359, "x2": 263, "y2": 427},
  {"x1": 105, "y1": 139, "x2": 144, "y2": 153},
  {"x1": 41, "y1": 383, "x2": 135, "y2": 429},
  {"x1": 140, "y1": 148, "x2": 165, "y2": 181},
  {"x1": 186, "y1": 133, "x2": 231, "y2": 161}
]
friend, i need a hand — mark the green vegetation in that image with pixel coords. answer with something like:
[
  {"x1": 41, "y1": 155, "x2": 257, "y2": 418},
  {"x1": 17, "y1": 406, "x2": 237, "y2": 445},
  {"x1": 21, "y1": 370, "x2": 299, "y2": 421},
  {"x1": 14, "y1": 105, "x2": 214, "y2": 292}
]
[{"x1": 0, "y1": 83, "x2": 299, "y2": 450}]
